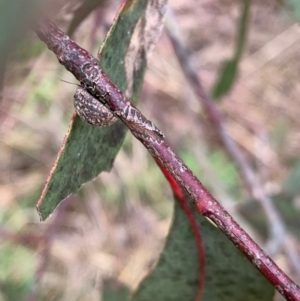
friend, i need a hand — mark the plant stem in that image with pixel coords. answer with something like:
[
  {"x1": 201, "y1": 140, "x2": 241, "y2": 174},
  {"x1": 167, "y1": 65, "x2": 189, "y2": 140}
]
[
  {"x1": 34, "y1": 19, "x2": 300, "y2": 301},
  {"x1": 166, "y1": 8, "x2": 300, "y2": 271}
]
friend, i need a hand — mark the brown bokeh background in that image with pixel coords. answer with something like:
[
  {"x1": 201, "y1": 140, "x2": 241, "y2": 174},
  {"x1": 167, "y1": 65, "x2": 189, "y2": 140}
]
[{"x1": 0, "y1": 0, "x2": 299, "y2": 300}]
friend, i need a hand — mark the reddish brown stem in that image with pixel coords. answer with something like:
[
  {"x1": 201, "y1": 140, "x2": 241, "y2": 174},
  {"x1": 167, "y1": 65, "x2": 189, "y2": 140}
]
[
  {"x1": 156, "y1": 158, "x2": 205, "y2": 301},
  {"x1": 166, "y1": 11, "x2": 300, "y2": 275},
  {"x1": 34, "y1": 19, "x2": 300, "y2": 301}
]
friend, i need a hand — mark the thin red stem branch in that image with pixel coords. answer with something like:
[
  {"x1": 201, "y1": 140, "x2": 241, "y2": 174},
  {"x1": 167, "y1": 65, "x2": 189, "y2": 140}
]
[
  {"x1": 166, "y1": 17, "x2": 285, "y2": 254},
  {"x1": 34, "y1": 19, "x2": 300, "y2": 301},
  {"x1": 166, "y1": 11, "x2": 300, "y2": 274},
  {"x1": 156, "y1": 159, "x2": 205, "y2": 301}
]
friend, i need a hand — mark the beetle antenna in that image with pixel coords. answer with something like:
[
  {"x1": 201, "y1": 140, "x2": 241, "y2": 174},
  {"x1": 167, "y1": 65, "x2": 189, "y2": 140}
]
[{"x1": 60, "y1": 79, "x2": 79, "y2": 86}]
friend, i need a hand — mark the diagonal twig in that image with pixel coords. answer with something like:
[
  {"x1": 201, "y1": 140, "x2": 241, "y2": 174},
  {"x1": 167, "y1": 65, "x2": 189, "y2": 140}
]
[
  {"x1": 34, "y1": 19, "x2": 300, "y2": 301},
  {"x1": 165, "y1": 10, "x2": 300, "y2": 277}
]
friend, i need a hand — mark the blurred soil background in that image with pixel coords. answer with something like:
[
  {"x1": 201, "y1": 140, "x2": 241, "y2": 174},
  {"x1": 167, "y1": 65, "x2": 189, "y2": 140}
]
[{"x1": 0, "y1": 0, "x2": 300, "y2": 300}]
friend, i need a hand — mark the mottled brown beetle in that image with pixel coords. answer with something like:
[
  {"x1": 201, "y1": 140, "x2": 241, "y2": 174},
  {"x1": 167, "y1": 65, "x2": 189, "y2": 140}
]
[{"x1": 74, "y1": 87, "x2": 117, "y2": 127}]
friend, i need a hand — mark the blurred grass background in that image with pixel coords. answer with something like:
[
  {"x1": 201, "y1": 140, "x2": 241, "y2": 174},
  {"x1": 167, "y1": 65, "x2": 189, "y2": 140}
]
[{"x1": 0, "y1": 0, "x2": 300, "y2": 300}]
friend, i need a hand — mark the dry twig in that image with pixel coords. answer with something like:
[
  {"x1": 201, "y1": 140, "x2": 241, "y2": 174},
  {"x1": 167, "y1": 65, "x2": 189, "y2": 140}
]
[
  {"x1": 34, "y1": 19, "x2": 300, "y2": 301},
  {"x1": 166, "y1": 9, "x2": 300, "y2": 276}
]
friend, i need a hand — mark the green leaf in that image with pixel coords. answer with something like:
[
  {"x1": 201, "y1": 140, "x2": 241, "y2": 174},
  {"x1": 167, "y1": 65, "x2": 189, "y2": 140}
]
[
  {"x1": 0, "y1": 0, "x2": 44, "y2": 85},
  {"x1": 212, "y1": 59, "x2": 238, "y2": 99},
  {"x1": 37, "y1": 0, "x2": 166, "y2": 220},
  {"x1": 212, "y1": 0, "x2": 251, "y2": 100},
  {"x1": 131, "y1": 199, "x2": 275, "y2": 301}
]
